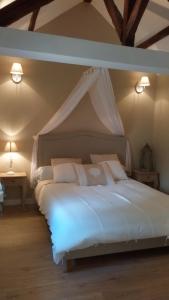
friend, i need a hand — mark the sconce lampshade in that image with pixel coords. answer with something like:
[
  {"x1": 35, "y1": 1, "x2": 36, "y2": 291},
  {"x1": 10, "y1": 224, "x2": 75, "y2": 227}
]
[
  {"x1": 10, "y1": 63, "x2": 23, "y2": 84},
  {"x1": 138, "y1": 76, "x2": 150, "y2": 87},
  {"x1": 135, "y1": 75, "x2": 150, "y2": 94},
  {"x1": 10, "y1": 63, "x2": 23, "y2": 75}
]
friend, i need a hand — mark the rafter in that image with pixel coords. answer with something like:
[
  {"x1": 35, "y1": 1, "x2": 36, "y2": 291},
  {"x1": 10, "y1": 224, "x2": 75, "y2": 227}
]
[
  {"x1": 103, "y1": 0, "x2": 123, "y2": 39},
  {"x1": 122, "y1": 0, "x2": 137, "y2": 45},
  {"x1": 0, "y1": 0, "x2": 55, "y2": 27},
  {"x1": 28, "y1": 8, "x2": 40, "y2": 31},
  {"x1": 137, "y1": 25, "x2": 169, "y2": 49},
  {"x1": 125, "y1": 0, "x2": 149, "y2": 42}
]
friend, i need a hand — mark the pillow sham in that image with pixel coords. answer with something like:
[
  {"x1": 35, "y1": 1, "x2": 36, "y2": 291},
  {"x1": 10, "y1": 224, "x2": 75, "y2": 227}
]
[
  {"x1": 102, "y1": 160, "x2": 128, "y2": 181},
  {"x1": 90, "y1": 153, "x2": 119, "y2": 164},
  {"x1": 74, "y1": 163, "x2": 107, "y2": 186},
  {"x1": 35, "y1": 166, "x2": 53, "y2": 181},
  {"x1": 51, "y1": 157, "x2": 82, "y2": 166},
  {"x1": 53, "y1": 163, "x2": 77, "y2": 183}
]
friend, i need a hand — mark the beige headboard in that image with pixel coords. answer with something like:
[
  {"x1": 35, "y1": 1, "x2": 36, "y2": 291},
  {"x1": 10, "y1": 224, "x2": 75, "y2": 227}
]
[{"x1": 37, "y1": 131, "x2": 127, "y2": 167}]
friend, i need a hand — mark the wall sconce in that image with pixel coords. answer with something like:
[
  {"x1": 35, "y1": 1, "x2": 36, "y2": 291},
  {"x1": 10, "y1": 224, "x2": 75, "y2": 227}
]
[
  {"x1": 10, "y1": 63, "x2": 23, "y2": 84},
  {"x1": 5, "y1": 141, "x2": 18, "y2": 175},
  {"x1": 135, "y1": 76, "x2": 150, "y2": 94}
]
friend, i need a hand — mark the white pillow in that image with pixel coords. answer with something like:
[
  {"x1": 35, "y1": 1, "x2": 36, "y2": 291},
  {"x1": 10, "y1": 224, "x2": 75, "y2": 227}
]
[
  {"x1": 90, "y1": 154, "x2": 119, "y2": 163},
  {"x1": 99, "y1": 162, "x2": 115, "y2": 185},
  {"x1": 102, "y1": 160, "x2": 128, "y2": 181},
  {"x1": 35, "y1": 166, "x2": 53, "y2": 181},
  {"x1": 53, "y1": 163, "x2": 77, "y2": 183}
]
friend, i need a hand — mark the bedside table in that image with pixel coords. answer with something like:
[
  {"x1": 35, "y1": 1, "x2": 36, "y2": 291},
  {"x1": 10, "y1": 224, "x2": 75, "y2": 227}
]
[
  {"x1": 0, "y1": 172, "x2": 27, "y2": 208},
  {"x1": 133, "y1": 170, "x2": 160, "y2": 190}
]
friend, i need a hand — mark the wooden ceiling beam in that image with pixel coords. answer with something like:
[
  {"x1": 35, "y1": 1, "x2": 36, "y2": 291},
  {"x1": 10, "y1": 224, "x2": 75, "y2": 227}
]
[
  {"x1": 28, "y1": 8, "x2": 40, "y2": 31},
  {"x1": 1, "y1": 27, "x2": 169, "y2": 74},
  {"x1": 137, "y1": 25, "x2": 169, "y2": 49},
  {"x1": 0, "y1": 0, "x2": 55, "y2": 27},
  {"x1": 122, "y1": 0, "x2": 137, "y2": 46},
  {"x1": 125, "y1": 0, "x2": 149, "y2": 43},
  {"x1": 103, "y1": 0, "x2": 123, "y2": 39}
]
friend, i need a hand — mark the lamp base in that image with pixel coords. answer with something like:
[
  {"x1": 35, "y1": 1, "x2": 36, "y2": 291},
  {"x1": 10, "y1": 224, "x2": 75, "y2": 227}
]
[{"x1": 6, "y1": 170, "x2": 15, "y2": 175}]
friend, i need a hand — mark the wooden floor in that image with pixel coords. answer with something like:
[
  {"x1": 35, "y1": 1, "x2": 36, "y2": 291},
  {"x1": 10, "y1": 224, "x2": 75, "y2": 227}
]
[{"x1": 1, "y1": 206, "x2": 169, "y2": 300}]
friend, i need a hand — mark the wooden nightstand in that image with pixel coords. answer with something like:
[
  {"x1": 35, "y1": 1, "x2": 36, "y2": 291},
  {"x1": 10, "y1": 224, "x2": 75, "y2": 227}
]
[
  {"x1": 133, "y1": 170, "x2": 160, "y2": 190},
  {"x1": 0, "y1": 172, "x2": 27, "y2": 208}
]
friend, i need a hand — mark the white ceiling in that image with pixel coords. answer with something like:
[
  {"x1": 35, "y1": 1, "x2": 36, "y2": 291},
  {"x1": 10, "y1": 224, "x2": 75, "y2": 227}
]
[{"x1": 1, "y1": 0, "x2": 169, "y2": 52}]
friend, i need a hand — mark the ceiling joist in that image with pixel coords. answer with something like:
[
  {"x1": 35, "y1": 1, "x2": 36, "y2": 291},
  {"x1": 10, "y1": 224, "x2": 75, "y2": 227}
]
[
  {"x1": 137, "y1": 25, "x2": 169, "y2": 49},
  {"x1": 0, "y1": 27, "x2": 169, "y2": 74},
  {"x1": 0, "y1": 0, "x2": 55, "y2": 27}
]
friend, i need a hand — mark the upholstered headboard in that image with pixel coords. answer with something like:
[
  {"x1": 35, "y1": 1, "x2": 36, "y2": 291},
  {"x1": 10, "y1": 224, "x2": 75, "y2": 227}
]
[{"x1": 37, "y1": 131, "x2": 127, "y2": 167}]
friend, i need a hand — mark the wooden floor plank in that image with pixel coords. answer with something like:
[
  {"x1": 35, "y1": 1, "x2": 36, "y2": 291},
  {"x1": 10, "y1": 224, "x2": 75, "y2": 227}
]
[{"x1": 1, "y1": 205, "x2": 169, "y2": 300}]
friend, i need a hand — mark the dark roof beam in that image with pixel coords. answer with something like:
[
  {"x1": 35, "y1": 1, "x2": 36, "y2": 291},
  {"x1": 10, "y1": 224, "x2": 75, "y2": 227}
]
[
  {"x1": 137, "y1": 25, "x2": 169, "y2": 48},
  {"x1": 0, "y1": 0, "x2": 55, "y2": 27}
]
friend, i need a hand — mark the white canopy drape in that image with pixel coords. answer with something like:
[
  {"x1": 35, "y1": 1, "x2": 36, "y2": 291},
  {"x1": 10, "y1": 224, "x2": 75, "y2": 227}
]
[{"x1": 31, "y1": 67, "x2": 131, "y2": 184}]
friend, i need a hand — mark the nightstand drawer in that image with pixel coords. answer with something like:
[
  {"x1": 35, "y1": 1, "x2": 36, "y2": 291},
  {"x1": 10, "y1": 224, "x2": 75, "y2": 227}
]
[
  {"x1": 138, "y1": 174, "x2": 154, "y2": 182},
  {"x1": 2, "y1": 178, "x2": 23, "y2": 186},
  {"x1": 0, "y1": 172, "x2": 27, "y2": 207},
  {"x1": 133, "y1": 170, "x2": 160, "y2": 190}
]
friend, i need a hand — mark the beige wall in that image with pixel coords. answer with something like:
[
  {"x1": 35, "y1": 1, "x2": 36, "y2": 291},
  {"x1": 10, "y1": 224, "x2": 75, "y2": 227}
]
[
  {"x1": 153, "y1": 75, "x2": 169, "y2": 193},
  {"x1": 0, "y1": 3, "x2": 158, "y2": 200},
  {"x1": 110, "y1": 70, "x2": 156, "y2": 168},
  {"x1": 38, "y1": 3, "x2": 120, "y2": 44}
]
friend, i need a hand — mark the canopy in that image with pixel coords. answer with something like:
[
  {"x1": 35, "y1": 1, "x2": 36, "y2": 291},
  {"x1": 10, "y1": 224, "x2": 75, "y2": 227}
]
[{"x1": 31, "y1": 67, "x2": 131, "y2": 184}]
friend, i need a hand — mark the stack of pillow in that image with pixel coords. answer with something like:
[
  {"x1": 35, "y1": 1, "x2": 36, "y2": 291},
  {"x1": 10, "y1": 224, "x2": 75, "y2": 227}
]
[{"x1": 35, "y1": 154, "x2": 128, "y2": 186}]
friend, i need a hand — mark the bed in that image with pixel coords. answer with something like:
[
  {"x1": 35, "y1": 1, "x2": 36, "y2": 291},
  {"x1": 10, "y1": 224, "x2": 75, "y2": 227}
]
[{"x1": 35, "y1": 131, "x2": 169, "y2": 271}]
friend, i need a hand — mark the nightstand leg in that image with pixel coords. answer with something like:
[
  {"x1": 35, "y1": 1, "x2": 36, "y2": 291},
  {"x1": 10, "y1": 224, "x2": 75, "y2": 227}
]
[
  {"x1": 154, "y1": 174, "x2": 160, "y2": 190},
  {"x1": 21, "y1": 182, "x2": 26, "y2": 208}
]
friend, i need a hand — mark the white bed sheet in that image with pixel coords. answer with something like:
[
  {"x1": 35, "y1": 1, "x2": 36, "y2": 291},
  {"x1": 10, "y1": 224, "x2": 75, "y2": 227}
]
[{"x1": 35, "y1": 179, "x2": 169, "y2": 263}]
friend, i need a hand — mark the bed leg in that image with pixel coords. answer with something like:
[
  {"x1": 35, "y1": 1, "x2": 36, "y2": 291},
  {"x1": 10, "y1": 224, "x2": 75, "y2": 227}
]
[{"x1": 63, "y1": 258, "x2": 76, "y2": 272}]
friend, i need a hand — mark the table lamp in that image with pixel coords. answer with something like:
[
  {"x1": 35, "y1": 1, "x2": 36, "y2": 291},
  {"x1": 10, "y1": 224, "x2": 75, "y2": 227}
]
[{"x1": 5, "y1": 141, "x2": 18, "y2": 175}]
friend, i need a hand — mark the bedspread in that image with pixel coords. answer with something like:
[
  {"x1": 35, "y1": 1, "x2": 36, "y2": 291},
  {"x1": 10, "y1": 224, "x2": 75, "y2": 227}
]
[{"x1": 35, "y1": 179, "x2": 169, "y2": 263}]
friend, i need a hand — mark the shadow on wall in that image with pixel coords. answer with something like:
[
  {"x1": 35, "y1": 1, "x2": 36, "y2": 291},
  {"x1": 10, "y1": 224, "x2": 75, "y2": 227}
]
[{"x1": 153, "y1": 75, "x2": 169, "y2": 193}]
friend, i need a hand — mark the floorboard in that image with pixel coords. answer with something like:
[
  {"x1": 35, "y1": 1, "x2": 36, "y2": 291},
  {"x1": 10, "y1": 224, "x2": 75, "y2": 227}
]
[{"x1": 1, "y1": 205, "x2": 169, "y2": 300}]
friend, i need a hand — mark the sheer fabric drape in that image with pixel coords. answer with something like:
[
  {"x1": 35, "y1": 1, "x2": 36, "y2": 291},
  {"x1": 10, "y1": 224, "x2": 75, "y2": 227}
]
[{"x1": 31, "y1": 67, "x2": 131, "y2": 184}]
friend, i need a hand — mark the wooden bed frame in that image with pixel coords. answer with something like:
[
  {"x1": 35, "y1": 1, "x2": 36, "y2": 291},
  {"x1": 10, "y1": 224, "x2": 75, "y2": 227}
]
[{"x1": 37, "y1": 131, "x2": 169, "y2": 271}]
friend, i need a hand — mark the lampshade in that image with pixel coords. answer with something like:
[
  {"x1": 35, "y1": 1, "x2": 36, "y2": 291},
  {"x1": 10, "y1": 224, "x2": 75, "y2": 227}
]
[
  {"x1": 10, "y1": 63, "x2": 23, "y2": 75},
  {"x1": 5, "y1": 141, "x2": 18, "y2": 152},
  {"x1": 138, "y1": 76, "x2": 150, "y2": 87}
]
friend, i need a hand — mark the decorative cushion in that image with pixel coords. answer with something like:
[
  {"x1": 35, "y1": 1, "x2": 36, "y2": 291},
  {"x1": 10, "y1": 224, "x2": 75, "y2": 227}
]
[
  {"x1": 53, "y1": 163, "x2": 77, "y2": 183},
  {"x1": 35, "y1": 166, "x2": 53, "y2": 181},
  {"x1": 102, "y1": 160, "x2": 128, "y2": 181},
  {"x1": 74, "y1": 164, "x2": 107, "y2": 186},
  {"x1": 51, "y1": 158, "x2": 82, "y2": 166},
  {"x1": 90, "y1": 154, "x2": 119, "y2": 164}
]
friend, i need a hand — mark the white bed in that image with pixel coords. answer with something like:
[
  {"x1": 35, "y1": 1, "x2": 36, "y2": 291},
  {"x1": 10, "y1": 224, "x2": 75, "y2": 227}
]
[{"x1": 35, "y1": 178, "x2": 169, "y2": 265}]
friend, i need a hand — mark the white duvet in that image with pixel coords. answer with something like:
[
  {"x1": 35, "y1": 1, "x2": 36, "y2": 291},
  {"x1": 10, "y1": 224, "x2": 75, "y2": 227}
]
[{"x1": 35, "y1": 179, "x2": 169, "y2": 263}]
